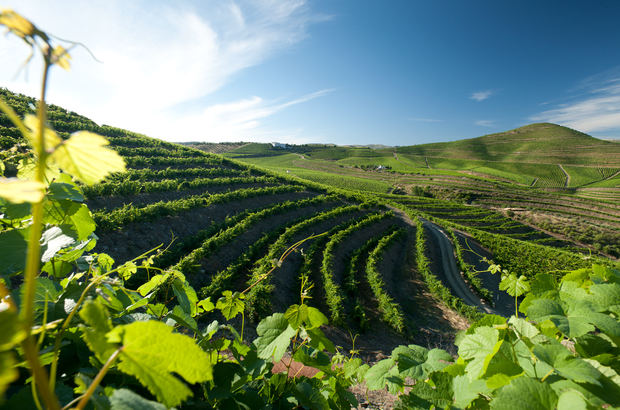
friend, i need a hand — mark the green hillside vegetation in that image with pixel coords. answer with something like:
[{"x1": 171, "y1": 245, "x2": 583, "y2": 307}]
[
  {"x1": 218, "y1": 126, "x2": 620, "y2": 257},
  {"x1": 396, "y1": 122, "x2": 620, "y2": 166}
]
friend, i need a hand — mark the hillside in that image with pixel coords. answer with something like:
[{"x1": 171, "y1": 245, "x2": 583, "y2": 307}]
[
  {"x1": 396, "y1": 122, "x2": 620, "y2": 166},
  {"x1": 213, "y1": 125, "x2": 619, "y2": 257}
]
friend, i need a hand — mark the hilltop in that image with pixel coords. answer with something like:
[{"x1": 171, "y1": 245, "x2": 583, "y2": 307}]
[{"x1": 396, "y1": 123, "x2": 620, "y2": 166}]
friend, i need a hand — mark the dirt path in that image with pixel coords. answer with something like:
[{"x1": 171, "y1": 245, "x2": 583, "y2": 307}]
[
  {"x1": 558, "y1": 164, "x2": 570, "y2": 187},
  {"x1": 421, "y1": 218, "x2": 502, "y2": 315}
]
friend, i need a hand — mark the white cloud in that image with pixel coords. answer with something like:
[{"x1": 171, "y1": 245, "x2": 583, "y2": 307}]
[
  {"x1": 530, "y1": 76, "x2": 620, "y2": 134},
  {"x1": 475, "y1": 120, "x2": 495, "y2": 127},
  {"x1": 163, "y1": 89, "x2": 334, "y2": 142},
  {"x1": 470, "y1": 90, "x2": 494, "y2": 102},
  {"x1": 0, "y1": 0, "x2": 328, "y2": 141}
]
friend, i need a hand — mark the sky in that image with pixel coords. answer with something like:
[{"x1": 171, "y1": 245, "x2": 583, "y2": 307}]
[{"x1": 2, "y1": 1, "x2": 620, "y2": 146}]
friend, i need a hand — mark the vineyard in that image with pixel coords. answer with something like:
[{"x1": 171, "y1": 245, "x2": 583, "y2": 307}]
[
  {"x1": 2, "y1": 85, "x2": 613, "y2": 330},
  {"x1": 219, "y1": 133, "x2": 620, "y2": 258}
]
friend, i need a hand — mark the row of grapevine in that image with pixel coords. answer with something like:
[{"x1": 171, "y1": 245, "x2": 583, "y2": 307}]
[
  {"x1": 244, "y1": 204, "x2": 372, "y2": 313},
  {"x1": 84, "y1": 175, "x2": 280, "y2": 198},
  {"x1": 364, "y1": 227, "x2": 407, "y2": 331},
  {"x1": 172, "y1": 194, "x2": 338, "y2": 276},
  {"x1": 319, "y1": 211, "x2": 394, "y2": 323},
  {"x1": 94, "y1": 185, "x2": 307, "y2": 230}
]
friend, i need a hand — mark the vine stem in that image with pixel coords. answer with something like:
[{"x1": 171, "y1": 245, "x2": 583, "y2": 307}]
[
  {"x1": 19, "y1": 57, "x2": 61, "y2": 410},
  {"x1": 74, "y1": 347, "x2": 123, "y2": 410},
  {"x1": 241, "y1": 232, "x2": 326, "y2": 295}
]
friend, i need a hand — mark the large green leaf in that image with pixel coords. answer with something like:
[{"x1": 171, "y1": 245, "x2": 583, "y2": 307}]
[
  {"x1": 365, "y1": 358, "x2": 403, "y2": 393},
  {"x1": 172, "y1": 278, "x2": 198, "y2": 317},
  {"x1": 490, "y1": 377, "x2": 558, "y2": 410},
  {"x1": 396, "y1": 372, "x2": 453, "y2": 410},
  {"x1": 253, "y1": 313, "x2": 296, "y2": 362},
  {"x1": 0, "y1": 228, "x2": 28, "y2": 275},
  {"x1": 107, "y1": 320, "x2": 213, "y2": 407},
  {"x1": 533, "y1": 344, "x2": 602, "y2": 386},
  {"x1": 48, "y1": 181, "x2": 84, "y2": 202},
  {"x1": 453, "y1": 374, "x2": 490, "y2": 408},
  {"x1": 457, "y1": 326, "x2": 501, "y2": 379},
  {"x1": 79, "y1": 298, "x2": 115, "y2": 363},
  {"x1": 294, "y1": 380, "x2": 330, "y2": 410},
  {"x1": 50, "y1": 131, "x2": 126, "y2": 185},
  {"x1": 109, "y1": 388, "x2": 167, "y2": 410},
  {"x1": 284, "y1": 303, "x2": 308, "y2": 329}
]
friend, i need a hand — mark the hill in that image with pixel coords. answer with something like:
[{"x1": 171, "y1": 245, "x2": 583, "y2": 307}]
[{"x1": 396, "y1": 123, "x2": 620, "y2": 166}]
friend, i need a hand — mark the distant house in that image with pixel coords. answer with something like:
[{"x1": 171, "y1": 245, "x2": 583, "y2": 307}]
[{"x1": 271, "y1": 142, "x2": 289, "y2": 149}]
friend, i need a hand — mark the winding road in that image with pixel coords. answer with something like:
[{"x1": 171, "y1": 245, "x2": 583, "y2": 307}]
[{"x1": 421, "y1": 219, "x2": 507, "y2": 316}]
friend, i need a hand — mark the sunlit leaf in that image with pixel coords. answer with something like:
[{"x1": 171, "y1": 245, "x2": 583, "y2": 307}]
[
  {"x1": 500, "y1": 273, "x2": 530, "y2": 297},
  {"x1": 23, "y1": 114, "x2": 62, "y2": 153},
  {"x1": 253, "y1": 313, "x2": 296, "y2": 362},
  {"x1": 0, "y1": 9, "x2": 35, "y2": 39},
  {"x1": 0, "y1": 178, "x2": 45, "y2": 203},
  {"x1": 51, "y1": 45, "x2": 71, "y2": 70},
  {"x1": 216, "y1": 290, "x2": 244, "y2": 320},
  {"x1": 50, "y1": 131, "x2": 126, "y2": 185},
  {"x1": 79, "y1": 298, "x2": 115, "y2": 363},
  {"x1": 107, "y1": 320, "x2": 213, "y2": 407}
]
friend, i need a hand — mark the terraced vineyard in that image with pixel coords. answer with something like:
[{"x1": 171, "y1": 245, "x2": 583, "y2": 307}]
[
  {"x1": 217, "y1": 129, "x2": 620, "y2": 258},
  {"x1": 0, "y1": 88, "x2": 615, "y2": 354}
]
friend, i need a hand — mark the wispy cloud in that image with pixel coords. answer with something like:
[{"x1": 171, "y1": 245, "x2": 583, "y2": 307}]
[
  {"x1": 0, "y1": 0, "x2": 328, "y2": 141},
  {"x1": 164, "y1": 89, "x2": 334, "y2": 142},
  {"x1": 475, "y1": 120, "x2": 495, "y2": 127},
  {"x1": 470, "y1": 90, "x2": 494, "y2": 102},
  {"x1": 408, "y1": 117, "x2": 443, "y2": 123},
  {"x1": 530, "y1": 73, "x2": 620, "y2": 135}
]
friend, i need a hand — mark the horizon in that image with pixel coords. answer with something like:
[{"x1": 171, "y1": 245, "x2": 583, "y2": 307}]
[{"x1": 2, "y1": 1, "x2": 620, "y2": 145}]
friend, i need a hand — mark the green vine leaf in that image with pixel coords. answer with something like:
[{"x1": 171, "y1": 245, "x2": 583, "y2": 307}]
[
  {"x1": 0, "y1": 179, "x2": 45, "y2": 203},
  {"x1": 109, "y1": 388, "x2": 166, "y2": 410},
  {"x1": 79, "y1": 298, "x2": 115, "y2": 363},
  {"x1": 490, "y1": 376, "x2": 558, "y2": 410},
  {"x1": 500, "y1": 273, "x2": 530, "y2": 297},
  {"x1": 50, "y1": 131, "x2": 126, "y2": 185},
  {"x1": 216, "y1": 290, "x2": 245, "y2": 320},
  {"x1": 107, "y1": 320, "x2": 213, "y2": 407},
  {"x1": 253, "y1": 313, "x2": 296, "y2": 362}
]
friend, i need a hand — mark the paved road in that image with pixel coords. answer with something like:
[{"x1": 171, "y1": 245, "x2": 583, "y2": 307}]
[{"x1": 421, "y1": 219, "x2": 501, "y2": 316}]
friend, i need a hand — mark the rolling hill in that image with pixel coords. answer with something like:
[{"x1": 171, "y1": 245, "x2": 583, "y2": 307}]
[{"x1": 395, "y1": 122, "x2": 620, "y2": 166}]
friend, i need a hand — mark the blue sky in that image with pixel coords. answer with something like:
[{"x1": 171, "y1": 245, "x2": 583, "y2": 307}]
[{"x1": 2, "y1": 1, "x2": 620, "y2": 145}]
